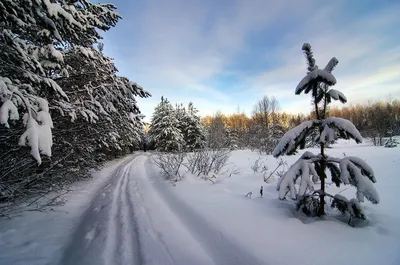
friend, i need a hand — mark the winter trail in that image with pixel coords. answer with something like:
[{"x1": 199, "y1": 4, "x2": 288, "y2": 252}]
[{"x1": 60, "y1": 153, "x2": 265, "y2": 265}]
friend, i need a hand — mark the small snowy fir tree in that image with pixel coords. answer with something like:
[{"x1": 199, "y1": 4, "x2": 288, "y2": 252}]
[
  {"x1": 225, "y1": 127, "x2": 239, "y2": 150},
  {"x1": 273, "y1": 43, "x2": 379, "y2": 221},
  {"x1": 149, "y1": 97, "x2": 184, "y2": 152}
]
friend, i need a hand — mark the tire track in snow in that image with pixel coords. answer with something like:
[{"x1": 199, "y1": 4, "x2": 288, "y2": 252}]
[
  {"x1": 126, "y1": 156, "x2": 176, "y2": 265},
  {"x1": 103, "y1": 160, "x2": 127, "y2": 265},
  {"x1": 121, "y1": 159, "x2": 142, "y2": 265},
  {"x1": 104, "y1": 157, "x2": 142, "y2": 265},
  {"x1": 59, "y1": 155, "x2": 142, "y2": 265}
]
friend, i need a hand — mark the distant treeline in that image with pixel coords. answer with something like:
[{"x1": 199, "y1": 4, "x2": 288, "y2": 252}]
[{"x1": 202, "y1": 99, "x2": 400, "y2": 147}]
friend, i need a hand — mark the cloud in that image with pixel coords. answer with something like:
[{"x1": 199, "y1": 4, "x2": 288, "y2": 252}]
[
  {"x1": 249, "y1": 1, "x2": 400, "y2": 115},
  {"x1": 101, "y1": 0, "x2": 400, "y2": 120}
]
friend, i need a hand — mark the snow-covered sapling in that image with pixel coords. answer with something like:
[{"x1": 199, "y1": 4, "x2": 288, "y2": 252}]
[
  {"x1": 273, "y1": 43, "x2": 379, "y2": 220},
  {"x1": 251, "y1": 157, "x2": 264, "y2": 173}
]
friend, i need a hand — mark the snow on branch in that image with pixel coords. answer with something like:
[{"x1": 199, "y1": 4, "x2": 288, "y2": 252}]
[
  {"x1": 276, "y1": 158, "x2": 317, "y2": 200},
  {"x1": 295, "y1": 69, "x2": 337, "y2": 95},
  {"x1": 323, "y1": 57, "x2": 339, "y2": 73},
  {"x1": 326, "y1": 162, "x2": 341, "y2": 187},
  {"x1": 327, "y1": 89, "x2": 347, "y2": 103},
  {"x1": 331, "y1": 194, "x2": 366, "y2": 222},
  {"x1": 322, "y1": 117, "x2": 362, "y2": 143},
  {"x1": 340, "y1": 157, "x2": 376, "y2": 183},
  {"x1": 339, "y1": 157, "x2": 379, "y2": 204},
  {"x1": 272, "y1": 120, "x2": 318, "y2": 157},
  {"x1": 318, "y1": 124, "x2": 336, "y2": 144},
  {"x1": 302, "y1": 43, "x2": 317, "y2": 73},
  {"x1": 0, "y1": 100, "x2": 19, "y2": 128},
  {"x1": 19, "y1": 116, "x2": 42, "y2": 164}
]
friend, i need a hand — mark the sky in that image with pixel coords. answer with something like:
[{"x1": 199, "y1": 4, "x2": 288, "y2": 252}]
[{"x1": 99, "y1": 0, "x2": 400, "y2": 121}]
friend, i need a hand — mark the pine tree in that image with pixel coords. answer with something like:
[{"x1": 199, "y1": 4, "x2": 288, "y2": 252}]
[
  {"x1": 149, "y1": 97, "x2": 184, "y2": 152},
  {"x1": 273, "y1": 43, "x2": 379, "y2": 221}
]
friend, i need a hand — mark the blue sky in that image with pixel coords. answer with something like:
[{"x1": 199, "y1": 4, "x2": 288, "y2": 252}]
[{"x1": 99, "y1": 0, "x2": 400, "y2": 121}]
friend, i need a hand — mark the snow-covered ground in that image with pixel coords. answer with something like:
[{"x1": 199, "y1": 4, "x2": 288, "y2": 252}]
[
  {"x1": 169, "y1": 140, "x2": 400, "y2": 265},
  {"x1": 0, "y1": 141, "x2": 399, "y2": 265},
  {"x1": 0, "y1": 154, "x2": 136, "y2": 265}
]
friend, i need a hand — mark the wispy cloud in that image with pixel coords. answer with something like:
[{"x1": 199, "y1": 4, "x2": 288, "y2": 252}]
[{"x1": 101, "y1": 0, "x2": 400, "y2": 120}]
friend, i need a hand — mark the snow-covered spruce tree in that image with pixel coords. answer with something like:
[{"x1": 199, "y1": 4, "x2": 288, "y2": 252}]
[
  {"x1": 0, "y1": 0, "x2": 121, "y2": 164},
  {"x1": 273, "y1": 43, "x2": 379, "y2": 220},
  {"x1": 182, "y1": 102, "x2": 205, "y2": 151},
  {"x1": 225, "y1": 127, "x2": 239, "y2": 150},
  {"x1": 56, "y1": 46, "x2": 150, "y2": 159},
  {"x1": 149, "y1": 97, "x2": 184, "y2": 152},
  {"x1": 174, "y1": 103, "x2": 188, "y2": 146},
  {"x1": 0, "y1": 1, "x2": 150, "y2": 205}
]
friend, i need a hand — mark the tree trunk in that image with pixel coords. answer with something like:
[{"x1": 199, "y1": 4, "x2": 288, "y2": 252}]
[{"x1": 318, "y1": 143, "x2": 326, "y2": 216}]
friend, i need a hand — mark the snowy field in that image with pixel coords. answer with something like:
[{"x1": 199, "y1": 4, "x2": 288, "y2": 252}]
[
  {"x1": 170, "y1": 140, "x2": 400, "y2": 265},
  {"x1": 0, "y1": 141, "x2": 399, "y2": 265}
]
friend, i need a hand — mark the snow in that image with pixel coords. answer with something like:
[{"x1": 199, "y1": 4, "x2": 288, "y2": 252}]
[
  {"x1": 78, "y1": 46, "x2": 95, "y2": 59},
  {"x1": 277, "y1": 159, "x2": 315, "y2": 199},
  {"x1": 17, "y1": 97, "x2": 54, "y2": 163},
  {"x1": 1, "y1": 143, "x2": 399, "y2": 265},
  {"x1": 36, "y1": 110, "x2": 53, "y2": 157},
  {"x1": 324, "y1": 57, "x2": 339, "y2": 73},
  {"x1": 323, "y1": 117, "x2": 363, "y2": 143},
  {"x1": 42, "y1": 15, "x2": 62, "y2": 42},
  {"x1": 43, "y1": 0, "x2": 82, "y2": 29},
  {"x1": 320, "y1": 124, "x2": 336, "y2": 143},
  {"x1": 339, "y1": 157, "x2": 379, "y2": 204},
  {"x1": 295, "y1": 68, "x2": 337, "y2": 94},
  {"x1": 328, "y1": 89, "x2": 347, "y2": 103},
  {"x1": 340, "y1": 156, "x2": 376, "y2": 183},
  {"x1": 0, "y1": 100, "x2": 19, "y2": 128},
  {"x1": 272, "y1": 120, "x2": 316, "y2": 157},
  {"x1": 0, "y1": 78, "x2": 8, "y2": 93},
  {"x1": 36, "y1": 97, "x2": 50, "y2": 113},
  {"x1": 47, "y1": 44, "x2": 63, "y2": 62},
  {"x1": 0, "y1": 155, "x2": 136, "y2": 265},
  {"x1": 19, "y1": 116, "x2": 41, "y2": 164},
  {"x1": 168, "y1": 143, "x2": 400, "y2": 265}
]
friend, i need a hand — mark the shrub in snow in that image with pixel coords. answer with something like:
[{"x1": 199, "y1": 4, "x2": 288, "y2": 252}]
[
  {"x1": 273, "y1": 43, "x2": 379, "y2": 221},
  {"x1": 185, "y1": 148, "x2": 231, "y2": 177},
  {"x1": 153, "y1": 148, "x2": 231, "y2": 182},
  {"x1": 153, "y1": 151, "x2": 186, "y2": 182},
  {"x1": 384, "y1": 136, "x2": 398, "y2": 148},
  {"x1": 251, "y1": 157, "x2": 264, "y2": 173}
]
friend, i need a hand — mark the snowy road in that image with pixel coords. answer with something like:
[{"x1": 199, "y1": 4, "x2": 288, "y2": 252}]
[{"x1": 59, "y1": 154, "x2": 264, "y2": 265}]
